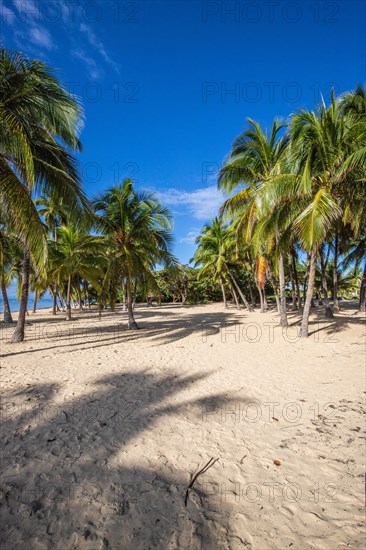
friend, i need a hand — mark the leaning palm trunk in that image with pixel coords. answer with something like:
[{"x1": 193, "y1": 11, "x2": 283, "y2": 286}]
[
  {"x1": 248, "y1": 281, "x2": 256, "y2": 307},
  {"x1": 359, "y1": 261, "x2": 366, "y2": 312},
  {"x1": 228, "y1": 271, "x2": 253, "y2": 311},
  {"x1": 256, "y1": 285, "x2": 268, "y2": 313},
  {"x1": 219, "y1": 277, "x2": 228, "y2": 308},
  {"x1": 333, "y1": 233, "x2": 339, "y2": 312},
  {"x1": 126, "y1": 279, "x2": 138, "y2": 329},
  {"x1": 1, "y1": 279, "x2": 13, "y2": 323},
  {"x1": 65, "y1": 274, "x2": 72, "y2": 321},
  {"x1": 301, "y1": 246, "x2": 317, "y2": 338},
  {"x1": 58, "y1": 292, "x2": 65, "y2": 311},
  {"x1": 32, "y1": 290, "x2": 38, "y2": 314},
  {"x1": 278, "y1": 253, "x2": 288, "y2": 327},
  {"x1": 11, "y1": 244, "x2": 31, "y2": 342},
  {"x1": 230, "y1": 282, "x2": 240, "y2": 309},
  {"x1": 50, "y1": 287, "x2": 60, "y2": 313}
]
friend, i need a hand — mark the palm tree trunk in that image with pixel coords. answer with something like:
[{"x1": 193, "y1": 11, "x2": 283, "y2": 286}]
[
  {"x1": 257, "y1": 285, "x2": 267, "y2": 313},
  {"x1": 267, "y1": 268, "x2": 280, "y2": 313},
  {"x1": 77, "y1": 278, "x2": 83, "y2": 310},
  {"x1": 84, "y1": 279, "x2": 90, "y2": 308},
  {"x1": 230, "y1": 282, "x2": 240, "y2": 309},
  {"x1": 274, "y1": 289, "x2": 281, "y2": 313},
  {"x1": 278, "y1": 253, "x2": 288, "y2": 327},
  {"x1": 257, "y1": 285, "x2": 264, "y2": 312},
  {"x1": 219, "y1": 277, "x2": 228, "y2": 308},
  {"x1": 52, "y1": 282, "x2": 58, "y2": 315},
  {"x1": 228, "y1": 271, "x2": 253, "y2": 311},
  {"x1": 127, "y1": 278, "x2": 138, "y2": 329},
  {"x1": 248, "y1": 281, "x2": 256, "y2": 307},
  {"x1": 58, "y1": 292, "x2": 65, "y2": 311},
  {"x1": 66, "y1": 274, "x2": 72, "y2": 321},
  {"x1": 359, "y1": 261, "x2": 366, "y2": 312},
  {"x1": 319, "y1": 247, "x2": 333, "y2": 318},
  {"x1": 11, "y1": 244, "x2": 30, "y2": 342},
  {"x1": 301, "y1": 246, "x2": 317, "y2": 338},
  {"x1": 288, "y1": 255, "x2": 297, "y2": 311},
  {"x1": 32, "y1": 290, "x2": 37, "y2": 314},
  {"x1": 291, "y1": 249, "x2": 301, "y2": 310},
  {"x1": 1, "y1": 279, "x2": 13, "y2": 324},
  {"x1": 333, "y1": 233, "x2": 339, "y2": 312},
  {"x1": 302, "y1": 253, "x2": 311, "y2": 310}
]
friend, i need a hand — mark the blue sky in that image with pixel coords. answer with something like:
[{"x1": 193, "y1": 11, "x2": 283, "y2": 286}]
[{"x1": 1, "y1": 0, "x2": 365, "y2": 264}]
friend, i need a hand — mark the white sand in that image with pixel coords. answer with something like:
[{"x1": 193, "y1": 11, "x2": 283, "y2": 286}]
[{"x1": 1, "y1": 302, "x2": 365, "y2": 549}]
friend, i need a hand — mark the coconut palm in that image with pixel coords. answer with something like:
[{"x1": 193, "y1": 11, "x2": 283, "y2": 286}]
[
  {"x1": 50, "y1": 226, "x2": 105, "y2": 321},
  {"x1": 218, "y1": 118, "x2": 289, "y2": 322},
  {"x1": 254, "y1": 94, "x2": 365, "y2": 335},
  {"x1": 342, "y1": 236, "x2": 366, "y2": 311},
  {"x1": 193, "y1": 218, "x2": 252, "y2": 310},
  {"x1": 93, "y1": 179, "x2": 175, "y2": 329},
  {"x1": 0, "y1": 48, "x2": 88, "y2": 341},
  {"x1": 0, "y1": 228, "x2": 16, "y2": 323},
  {"x1": 35, "y1": 191, "x2": 69, "y2": 314}
]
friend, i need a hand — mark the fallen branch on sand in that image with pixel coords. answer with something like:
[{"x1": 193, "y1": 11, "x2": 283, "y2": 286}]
[{"x1": 184, "y1": 457, "x2": 219, "y2": 507}]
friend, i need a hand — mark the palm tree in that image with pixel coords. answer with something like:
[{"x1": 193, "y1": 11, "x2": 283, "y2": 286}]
[
  {"x1": 283, "y1": 94, "x2": 365, "y2": 336},
  {"x1": 50, "y1": 226, "x2": 105, "y2": 321},
  {"x1": 0, "y1": 229, "x2": 24, "y2": 323},
  {"x1": 35, "y1": 191, "x2": 69, "y2": 315},
  {"x1": 343, "y1": 236, "x2": 366, "y2": 311},
  {"x1": 93, "y1": 179, "x2": 175, "y2": 329},
  {"x1": 0, "y1": 48, "x2": 87, "y2": 341},
  {"x1": 193, "y1": 218, "x2": 252, "y2": 310},
  {"x1": 339, "y1": 86, "x2": 366, "y2": 311},
  {"x1": 218, "y1": 118, "x2": 289, "y2": 323},
  {"x1": 0, "y1": 228, "x2": 15, "y2": 323}
]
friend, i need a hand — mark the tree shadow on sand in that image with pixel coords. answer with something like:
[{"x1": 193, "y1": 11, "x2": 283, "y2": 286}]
[
  {"x1": 1, "y1": 369, "x2": 254, "y2": 549},
  {"x1": 0, "y1": 306, "x2": 241, "y2": 358}
]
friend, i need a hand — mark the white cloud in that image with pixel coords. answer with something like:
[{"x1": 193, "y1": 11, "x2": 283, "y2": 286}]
[
  {"x1": 79, "y1": 23, "x2": 120, "y2": 75},
  {"x1": 72, "y1": 49, "x2": 103, "y2": 79},
  {"x1": 159, "y1": 185, "x2": 225, "y2": 220},
  {"x1": 179, "y1": 230, "x2": 200, "y2": 245},
  {"x1": 29, "y1": 26, "x2": 54, "y2": 50}
]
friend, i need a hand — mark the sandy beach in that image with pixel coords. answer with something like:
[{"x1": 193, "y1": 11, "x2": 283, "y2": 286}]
[{"x1": 0, "y1": 302, "x2": 365, "y2": 549}]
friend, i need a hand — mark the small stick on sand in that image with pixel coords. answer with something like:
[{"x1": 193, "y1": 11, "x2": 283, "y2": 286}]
[{"x1": 184, "y1": 457, "x2": 219, "y2": 507}]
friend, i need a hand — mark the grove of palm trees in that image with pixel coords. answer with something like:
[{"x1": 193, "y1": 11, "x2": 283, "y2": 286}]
[
  {"x1": 1, "y1": 48, "x2": 365, "y2": 341},
  {"x1": 1, "y1": 41, "x2": 365, "y2": 550}
]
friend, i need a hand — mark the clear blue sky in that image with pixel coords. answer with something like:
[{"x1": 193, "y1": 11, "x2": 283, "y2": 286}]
[{"x1": 1, "y1": 0, "x2": 365, "y2": 264}]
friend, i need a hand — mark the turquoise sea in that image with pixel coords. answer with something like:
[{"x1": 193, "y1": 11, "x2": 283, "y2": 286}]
[{"x1": 0, "y1": 294, "x2": 54, "y2": 314}]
